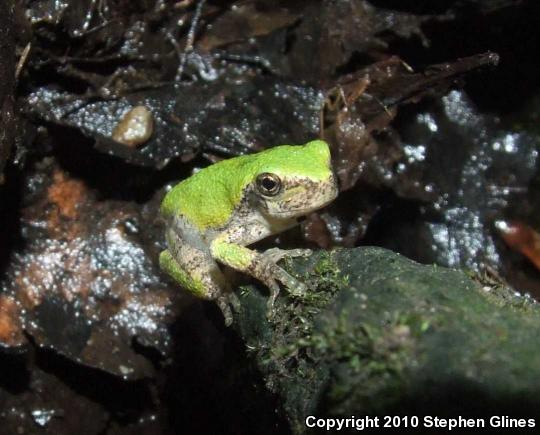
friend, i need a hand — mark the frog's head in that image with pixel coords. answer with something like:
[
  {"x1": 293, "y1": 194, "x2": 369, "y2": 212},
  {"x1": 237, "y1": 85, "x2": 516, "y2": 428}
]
[{"x1": 249, "y1": 140, "x2": 338, "y2": 220}]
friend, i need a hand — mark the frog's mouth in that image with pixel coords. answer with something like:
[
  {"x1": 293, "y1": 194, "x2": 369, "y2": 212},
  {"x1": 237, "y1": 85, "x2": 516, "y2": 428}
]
[
  {"x1": 280, "y1": 185, "x2": 306, "y2": 202},
  {"x1": 269, "y1": 182, "x2": 337, "y2": 216}
]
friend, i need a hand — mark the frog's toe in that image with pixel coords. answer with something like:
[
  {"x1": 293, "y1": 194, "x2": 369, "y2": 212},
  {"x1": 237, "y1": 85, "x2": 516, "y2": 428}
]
[
  {"x1": 263, "y1": 248, "x2": 312, "y2": 263},
  {"x1": 272, "y1": 266, "x2": 307, "y2": 297},
  {"x1": 284, "y1": 248, "x2": 313, "y2": 258},
  {"x1": 215, "y1": 291, "x2": 242, "y2": 326},
  {"x1": 216, "y1": 296, "x2": 234, "y2": 327},
  {"x1": 265, "y1": 280, "x2": 280, "y2": 321},
  {"x1": 266, "y1": 304, "x2": 277, "y2": 322},
  {"x1": 265, "y1": 279, "x2": 280, "y2": 310},
  {"x1": 228, "y1": 291, "x2": 241, "y2": 312}
]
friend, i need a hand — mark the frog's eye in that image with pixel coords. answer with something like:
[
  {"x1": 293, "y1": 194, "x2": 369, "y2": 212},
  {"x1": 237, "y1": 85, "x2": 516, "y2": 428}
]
[{"x1": 256, "y1": 173, "x2": 281, "y2": 197}]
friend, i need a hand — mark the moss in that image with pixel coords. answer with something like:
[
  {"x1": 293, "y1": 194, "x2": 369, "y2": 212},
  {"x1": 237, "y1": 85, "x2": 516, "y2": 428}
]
[
  {"x1": 261, "y1": 250, "x2": 350, "y2": 366},
  {"x1": 283, "y1": 249, "x2": 348, "y2": 308}
]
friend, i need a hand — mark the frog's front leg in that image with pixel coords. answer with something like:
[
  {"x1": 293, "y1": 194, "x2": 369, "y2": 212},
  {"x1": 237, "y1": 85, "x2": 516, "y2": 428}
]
[{"x1": 210, "y1": 238, "x2": 308, "y2": 317}]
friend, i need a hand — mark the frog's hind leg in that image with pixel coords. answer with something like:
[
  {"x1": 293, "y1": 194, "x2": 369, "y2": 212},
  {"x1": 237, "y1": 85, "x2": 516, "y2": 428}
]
[{"x1": 160, "y1": 244, "x2": 238, "y2": 326}]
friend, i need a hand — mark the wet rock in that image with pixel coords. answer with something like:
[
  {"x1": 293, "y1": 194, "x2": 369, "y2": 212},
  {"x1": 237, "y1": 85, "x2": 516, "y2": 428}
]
[
  {"x1": 23, "y1": 76, "x2": 324, "y2": 168},
  {"x1": 326, "y1": 53, "x2": 498, "y2": 190},
  {"x1": 234, "y1": 248, "x2": 540, "y2": 434},
  {"x1": 369, "y1": 90, "x2": 538, "y2": 276},
  {"x1": 306, "y1": 53, "x2": 498, "y2": 248},
  {"x1": 0, "y1": 160, "x2": 179, "y2": 379}
]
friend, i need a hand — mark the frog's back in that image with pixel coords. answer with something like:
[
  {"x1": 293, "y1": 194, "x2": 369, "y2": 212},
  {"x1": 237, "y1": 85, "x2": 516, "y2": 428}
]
[{"x1": 160, "y1": 153, "x2": 257, "y2": 231}]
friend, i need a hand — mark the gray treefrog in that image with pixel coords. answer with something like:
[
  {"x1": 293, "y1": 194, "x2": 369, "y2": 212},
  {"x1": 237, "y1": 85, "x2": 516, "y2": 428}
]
[{"x1": 160, "y1": 140, "x2": 338, "y2": 325}]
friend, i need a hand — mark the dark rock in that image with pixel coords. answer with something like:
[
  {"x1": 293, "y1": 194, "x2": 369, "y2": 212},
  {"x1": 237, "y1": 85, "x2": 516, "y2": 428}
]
[{"x1": 234, "y1": 247, "x2": 540, "y2": 433}]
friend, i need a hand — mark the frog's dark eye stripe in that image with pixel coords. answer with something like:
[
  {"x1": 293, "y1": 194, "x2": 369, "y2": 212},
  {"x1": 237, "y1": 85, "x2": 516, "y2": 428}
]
[{"x1": 256, "y1": 173, "x2": 281, "y2": 197}]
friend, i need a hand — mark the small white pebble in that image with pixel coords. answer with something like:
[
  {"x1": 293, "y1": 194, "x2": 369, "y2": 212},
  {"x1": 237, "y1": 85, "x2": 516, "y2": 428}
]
[{"x1": 112, "y1": 106, "x2": 154, "y2": 147}]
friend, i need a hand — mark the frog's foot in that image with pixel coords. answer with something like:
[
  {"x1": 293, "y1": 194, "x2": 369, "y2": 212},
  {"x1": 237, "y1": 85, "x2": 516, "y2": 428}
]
[
  {"x1": 216, "y1": 291, "x2": 241, "y2": 327},
  {"x1": 256, "y1": 250, "x2": 310, "y2": 320},
  {"x1": 260, "y1": 248, "x2": 310, "y2": 297},
  {"x1": 264, "y1": 271, "x2": 305, "y2": 321}
]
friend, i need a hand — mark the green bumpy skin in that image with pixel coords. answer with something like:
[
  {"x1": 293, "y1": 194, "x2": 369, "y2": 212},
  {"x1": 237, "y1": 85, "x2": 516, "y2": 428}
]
[
  {"x1": 160, "y1": 140, "x2": 332, "y2": 230},
  {"x1": 159, "y1": 139, "x2": 338, "y2": 325}
]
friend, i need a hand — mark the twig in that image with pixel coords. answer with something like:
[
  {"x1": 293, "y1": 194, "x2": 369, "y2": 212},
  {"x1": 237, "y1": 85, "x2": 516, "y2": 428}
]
[
  {"x1": 15, "y1": 43, "x2": 31, "y2": 80},
  {"x1": 175, "y1": 0, "x2": 206, "y2": 86}
]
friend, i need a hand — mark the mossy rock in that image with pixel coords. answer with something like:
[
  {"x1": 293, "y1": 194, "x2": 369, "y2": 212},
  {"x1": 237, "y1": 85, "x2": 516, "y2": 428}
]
[{"x1": 234, "y1": 247, "x2": 540, "y2": 434}]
